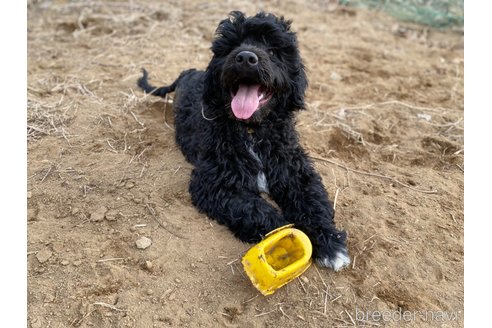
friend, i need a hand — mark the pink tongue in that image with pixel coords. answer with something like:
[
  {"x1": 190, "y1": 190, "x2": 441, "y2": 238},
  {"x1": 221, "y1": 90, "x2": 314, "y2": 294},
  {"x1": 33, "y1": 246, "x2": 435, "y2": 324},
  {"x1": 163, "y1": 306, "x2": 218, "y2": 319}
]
[{"x1": 231, "y1": 84, "x2": 260, "y2": 119}]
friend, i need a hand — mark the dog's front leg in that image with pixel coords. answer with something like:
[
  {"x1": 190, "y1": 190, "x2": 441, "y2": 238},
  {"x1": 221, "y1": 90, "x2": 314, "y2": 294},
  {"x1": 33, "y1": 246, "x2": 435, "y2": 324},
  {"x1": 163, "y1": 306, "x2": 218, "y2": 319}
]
[
  {"x1": 268, "y1": 150, "x2": 350, "y2": 271},
  {"x1": 189, "y1": 167, "x2": 288, "y2": 243}
]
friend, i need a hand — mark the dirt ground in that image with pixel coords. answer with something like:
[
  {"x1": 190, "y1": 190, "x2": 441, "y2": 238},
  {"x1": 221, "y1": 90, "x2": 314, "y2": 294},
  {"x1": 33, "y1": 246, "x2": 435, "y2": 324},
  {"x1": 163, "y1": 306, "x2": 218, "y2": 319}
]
[{"x1": 27, "y1": 1, "x2": 464, "y2": 327}]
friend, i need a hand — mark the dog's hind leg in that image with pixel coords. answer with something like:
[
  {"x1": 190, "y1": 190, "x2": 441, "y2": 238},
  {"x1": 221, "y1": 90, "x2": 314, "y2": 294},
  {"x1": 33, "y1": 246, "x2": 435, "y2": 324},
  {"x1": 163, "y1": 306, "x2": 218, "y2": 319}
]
[{"x1": 189, "y1": 168, "x2": 289, "y2": 243}]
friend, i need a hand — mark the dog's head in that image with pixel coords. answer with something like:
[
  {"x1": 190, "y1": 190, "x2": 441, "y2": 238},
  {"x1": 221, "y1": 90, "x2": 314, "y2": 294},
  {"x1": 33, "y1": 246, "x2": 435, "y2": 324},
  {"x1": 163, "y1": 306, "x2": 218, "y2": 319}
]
[{"x1": 203, "y1": 11, "x2": 307, "y2": 123}]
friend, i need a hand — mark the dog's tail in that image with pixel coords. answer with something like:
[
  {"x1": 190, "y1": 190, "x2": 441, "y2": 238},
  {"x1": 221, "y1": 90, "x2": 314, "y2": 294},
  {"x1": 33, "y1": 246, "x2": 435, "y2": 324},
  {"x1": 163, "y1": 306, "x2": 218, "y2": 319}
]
[{"x1": 137, "y1": 68, "x2": 178, "y2": 98}]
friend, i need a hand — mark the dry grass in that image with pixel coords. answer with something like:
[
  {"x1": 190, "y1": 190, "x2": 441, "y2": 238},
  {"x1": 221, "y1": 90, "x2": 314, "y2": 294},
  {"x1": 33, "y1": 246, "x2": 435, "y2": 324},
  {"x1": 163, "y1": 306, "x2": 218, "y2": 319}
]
[{"x1": 27, "y1": 96, "x2": 75, "y2": 141}]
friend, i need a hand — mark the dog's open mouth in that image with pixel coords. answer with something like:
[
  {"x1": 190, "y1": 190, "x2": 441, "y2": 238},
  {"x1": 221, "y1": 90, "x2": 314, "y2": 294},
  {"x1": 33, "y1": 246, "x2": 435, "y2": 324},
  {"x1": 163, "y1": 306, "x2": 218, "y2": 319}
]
[{"x1": 230, "y1": 83, "x2": 272, "y2": 120}]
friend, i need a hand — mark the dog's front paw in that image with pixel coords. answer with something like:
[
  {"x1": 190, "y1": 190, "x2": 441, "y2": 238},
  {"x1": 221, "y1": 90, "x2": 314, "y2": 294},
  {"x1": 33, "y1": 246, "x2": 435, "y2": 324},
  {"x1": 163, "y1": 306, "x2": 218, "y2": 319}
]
[
  {"x1": 316, "y1": 248, "x2": 351, "y2": 272},
  {"x1": 313, "y1": 230, "x2": 351, "y2": 271}
]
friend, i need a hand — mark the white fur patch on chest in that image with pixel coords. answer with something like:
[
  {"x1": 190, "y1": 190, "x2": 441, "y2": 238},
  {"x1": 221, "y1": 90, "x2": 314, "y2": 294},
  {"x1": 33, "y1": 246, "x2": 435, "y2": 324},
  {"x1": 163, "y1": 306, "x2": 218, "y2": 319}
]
[
  {"x1": 257, "y1": 171, "x2": 269, "y2": 193},
  {"x1": 247, "y1": 146, "x2": 269, "y2": 194}
]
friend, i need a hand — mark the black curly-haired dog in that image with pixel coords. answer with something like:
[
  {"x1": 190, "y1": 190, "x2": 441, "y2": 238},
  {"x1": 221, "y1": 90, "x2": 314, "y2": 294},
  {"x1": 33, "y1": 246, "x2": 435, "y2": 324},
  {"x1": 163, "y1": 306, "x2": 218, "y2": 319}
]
[{"x1": 138, "y1": 11, "x2": 350, "y2": 271}]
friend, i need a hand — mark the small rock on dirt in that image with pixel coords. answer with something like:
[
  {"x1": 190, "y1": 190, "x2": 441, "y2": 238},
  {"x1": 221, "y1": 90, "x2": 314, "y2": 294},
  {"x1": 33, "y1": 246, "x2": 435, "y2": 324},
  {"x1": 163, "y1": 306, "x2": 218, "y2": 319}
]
[
  {"x1": 29, "y1": 317, "x2": 43, "y2": 328},
  {"x1": 35, "y1": 267, "x2": 46, "y2": 274},
  {"x1": 330, "y1": 71, "x2": 342, "y2": 81},
  {"x1": 90, "y1": 206, "x2": 107, "y2": 222},
  {"x1": 44, "y1": 293, "x2": 55, "y2": 303},
  {"x1": 136, "y1": 236, "x2": 152, "y2": 249},
  {"x1": 417, "y1": 113, "x2": 432, "y2": 121},
  {"x1": 28, "y1": 208, "x2": 38, "y2": 221},
  {"x1": 51, "y1": 241, "x2": 64, "y2": 253},
  {"x1": 160, "y1": 289, "x2": 173, "y2": 302},
  {"x1": 105, "y1": 209, "x2": 120, "y2": 221},
  {"x1": 36, "y1": 249, "x2": 53, "y2": 263}
]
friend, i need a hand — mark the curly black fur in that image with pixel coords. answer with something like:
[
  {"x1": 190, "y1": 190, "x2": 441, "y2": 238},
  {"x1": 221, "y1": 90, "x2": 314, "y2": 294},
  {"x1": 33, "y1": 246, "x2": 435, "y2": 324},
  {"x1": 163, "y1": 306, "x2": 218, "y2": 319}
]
[{"x1": 137, "y1": 11, "x2": 350, "y2": 271}]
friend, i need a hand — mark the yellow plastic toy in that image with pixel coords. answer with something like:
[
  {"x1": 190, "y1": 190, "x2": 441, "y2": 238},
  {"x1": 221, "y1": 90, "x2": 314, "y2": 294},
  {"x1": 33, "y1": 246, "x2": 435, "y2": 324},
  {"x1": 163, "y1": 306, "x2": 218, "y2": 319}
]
[{"x1": 241, "y1": 224, "x2": 312, "y2": 295}]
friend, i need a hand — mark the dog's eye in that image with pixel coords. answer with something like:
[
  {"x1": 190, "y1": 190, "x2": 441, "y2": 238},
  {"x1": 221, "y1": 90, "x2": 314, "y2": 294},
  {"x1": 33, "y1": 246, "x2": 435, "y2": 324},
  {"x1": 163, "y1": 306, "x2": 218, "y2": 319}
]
[{"x1": 268, "y1": 49, "x2": 276, "y2": 57}]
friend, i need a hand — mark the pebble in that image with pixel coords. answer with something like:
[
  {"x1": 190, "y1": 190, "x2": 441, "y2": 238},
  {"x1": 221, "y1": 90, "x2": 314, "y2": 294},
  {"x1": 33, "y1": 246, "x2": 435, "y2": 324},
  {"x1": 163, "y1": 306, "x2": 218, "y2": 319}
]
[
  {"x1": 51, "y1": 241, "x2": 64, "y2": 253},
  {"x1": 175, "y1": 278, "x2": 181, "y2": 284},
  {"x1": 35, "y1": 267, "x2": 45, "y2": 274},
  {"x1": 105, "y1": 209, "x2": 119, "y2": 221},
  {"x1": 145, "y1": 260, "x2": 153, "y2": 271},
  {"x1": 44, "y1": 293, "x2": 55, "y2": 303},
  {"x1": 125, "y1": 181, "x2": 135, "y2": 189},
  {"x1": 90, "y1": 206, "x2": 107, "y2": 222},
  {"x1": 136, "y1": 236, "x2": 152, "y2": 249},
  {"x1": 300, "y1": 276, "x2": 309, "y2": 284},
  {"x1": 36, "y1": 249, "x2": 52, "y2": 263},
  {"x1": 28, "y1": 208, "x2": 38, "y2": 221},
  {"x1": 146, "y1": 288, "x2": 154, "y2": 296},
  {"x1": 27, "y1": 191, "x2": 32, "y2": 199},
  {"x1": 71, "y1": 207, "x2": 80, "y2": 215},
  {"x1": 168, "y1": 292, "x2": 176, "y2": 301},
  {"x1": 330, "y1": 71, "x2": 342, "y2": 81},
  {"x1": 61, "y1": 260, "x2": 70, "y2": 266},
  {"x1": 161, "y1": 289, "x2": 173, "y2": 302},
  {"x1": 30, "y1": 317, "x2": 42, "y2": 328},
  {"x1": 417, "y1": 113, "x2": 432, "y2": 121},
  {"x1": 73, "y1": 259, "x2": 82, "y2": 267}
]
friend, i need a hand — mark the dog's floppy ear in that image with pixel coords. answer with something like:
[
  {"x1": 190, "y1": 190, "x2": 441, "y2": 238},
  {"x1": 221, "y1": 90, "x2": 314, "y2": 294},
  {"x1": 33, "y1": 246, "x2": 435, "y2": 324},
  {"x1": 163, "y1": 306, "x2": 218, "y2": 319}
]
[
  {"x1": 280, "y1": 19, "x2": 307, "y2": 111},
  {"x1": 289, "y1": 64, "x2": 308, "y2": 110},
  {"x1": 202, "y1": 61, "x2": 221, "y2": 108}
]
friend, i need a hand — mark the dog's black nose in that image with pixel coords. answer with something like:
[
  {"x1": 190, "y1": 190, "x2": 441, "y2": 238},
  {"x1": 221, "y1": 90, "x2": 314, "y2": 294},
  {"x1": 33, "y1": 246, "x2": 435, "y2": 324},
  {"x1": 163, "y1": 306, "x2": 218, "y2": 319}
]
[{"x1": 235, "y1": 51, "x2": 258, "y2": 67}]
